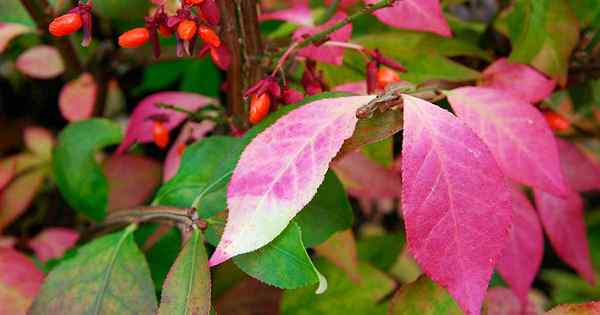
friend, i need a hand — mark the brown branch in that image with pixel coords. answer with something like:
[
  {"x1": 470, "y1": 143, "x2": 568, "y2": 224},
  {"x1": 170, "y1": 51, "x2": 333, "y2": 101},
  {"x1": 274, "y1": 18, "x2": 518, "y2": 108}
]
[{"x1": 237, "y1": 0, "x2": 264, "y2": 92}]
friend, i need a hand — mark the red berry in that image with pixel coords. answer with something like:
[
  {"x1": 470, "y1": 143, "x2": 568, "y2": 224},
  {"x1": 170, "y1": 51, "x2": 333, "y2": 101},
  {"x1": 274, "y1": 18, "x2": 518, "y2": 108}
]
[
  {"x1": 198, "y1": 25, "x2": 221, "y2": 47},
  {"x1": 118, "y1": 28, "x2": 150, "y2": 48},
  {"x1": 49, "y1": 13, "x2": 83, "y2": 37},
  {"x1": 158, "y1": 24, "x2": 173, "y2": 37},
  {"x1": 544, "y1": 112, "x2": 570, "y2": 132},
  {"x1": 249, "y1": 93, "x2": 271, "y2": 125},
  {"x1": 152, "y1": 121, "x2": 170, "y2": 149},
  {"x1": 376, "y1": 66, "x2": 401, "y2": 90},
  {"x1": 177, "y1": 20, "x2": 197, "y2": 41}
]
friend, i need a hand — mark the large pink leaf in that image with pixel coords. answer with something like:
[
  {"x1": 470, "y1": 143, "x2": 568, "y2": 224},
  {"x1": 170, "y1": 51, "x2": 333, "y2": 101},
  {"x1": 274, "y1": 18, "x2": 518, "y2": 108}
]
[
  {"x1": 0, "y1": 23, "x2": 32, "y2": 53},
  {"x1": 556, "y1": 139, "x2": 600, "y2": 192},
  {"x1": 16, "y1": 45, "x2": 65, "y2": 79},
  {"x1": 28, "y1": 228, "x2": 79, "y2": 262},
  {"x1": 365, "y1": 0, "x2": 451, "y2": 37},
  {"x1": 59, "y1": 73, "x2": 97, "y2": 122},
  {"x1": 447, "y1": 87, "x2": 567, "y2": 196},
  {"x1": 0, "y1": 247, "x2": 44, "y2": 315},
  {"x1": 401, "y1": 94, "x2": 512, "y2": 315},
  {"x1": 496, "y1": 187, "x2": 543, "y2": 306},
  {"x1": 480, "y1": 58, "x2": 556, "y2": 103},
  {"x1": 209, "y1": 95, "x2": 375, "y2": 266},
  {"x1": 116, "y1": 92, "x2": 216, "y2": 154},
  {"x1": 293, "y1": 12, "x2": 352, "y2": 65},
  {"x1": 332, "y1": 151, "x2": 402, "y2": 198},
  {"x1": 163, "y1": 121, "x2": 215, "y2": 182},
  {"x1": 259, "y1": 3, "x2": 313, "y2": 26},
  {"x1": 534, "y1": 189, "x2": 595, "y2": 284},
  {"x1": 0, "y1": 169, "x2": 45, "y2": 232},
  {"x1": 23, "y1": 126, "x2": 55, "y2": 160},
  {"x1": 103, "y1": 154, "x2": 162, "y2": 211}
]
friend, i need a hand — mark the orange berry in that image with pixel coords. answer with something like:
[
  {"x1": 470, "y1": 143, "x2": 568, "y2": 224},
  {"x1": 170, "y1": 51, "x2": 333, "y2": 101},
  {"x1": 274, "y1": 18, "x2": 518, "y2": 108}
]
[
  {"x1": 249, "y1": 93, "x2": 271, "y2": 124},
  {"x1": 158, "y1": 24, "x2": 172, "y2": 37},
  {"x1": 376, "y1": 66, "x2": 401, "y2": 90},
  {"x1": 198, "y1": 25, "x2": 221, "y2": 47},
  {"x1": 152, "y1": 121, "x2": 170, "y2": 149},
  {"x1": 184, "y1": 0, "x2": 205, "y2": 5},
  {"x1": 544, "y1": 112, "x2": 570, "y2": 132},
  {"x1": 118, "y1": 28, "x2": 150, "y2": 48},
  {"x1": 177, "y1": 20, "x2": 197, "y2": 41},
  {"x1": 49, "y1": 13, "x2": 83, "y2": 37}
]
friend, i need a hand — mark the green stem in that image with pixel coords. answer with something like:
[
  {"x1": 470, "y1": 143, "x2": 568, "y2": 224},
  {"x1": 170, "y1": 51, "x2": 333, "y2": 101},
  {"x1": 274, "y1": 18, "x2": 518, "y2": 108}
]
[{"x1": 316, "y1": 0, "x2": 341, "y2": 25}]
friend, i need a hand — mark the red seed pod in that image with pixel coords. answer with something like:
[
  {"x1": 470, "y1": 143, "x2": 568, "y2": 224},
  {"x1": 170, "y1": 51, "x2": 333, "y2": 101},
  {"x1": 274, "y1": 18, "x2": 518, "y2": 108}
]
[
  {"x1": 376, "y1": 66, "x2": 401, "y2": 90},
  {"x1": 544, "y1": 111, "x2": 570, "y2": 132},
  {"x1": 177, "y1": 20, "x2": 197, "y2": 41},
  {"x1": 198, "y1": 25, "x2": 221, "y2": 47},
  {"x1": 152, "y1": 121, "x2": 170, "y2": 149},
  {"x1": 249, "y1": 93, "x2": 271, "y2": 125},
  {"x1": 118, "y1": 28, "x2": 150, "y2": 48},
  {"x1": 158, "y1": 24, "x2": 173, "y2": 37},
  {"x1": 49, "y1": 13, "x2": 83, "y2": 37}
]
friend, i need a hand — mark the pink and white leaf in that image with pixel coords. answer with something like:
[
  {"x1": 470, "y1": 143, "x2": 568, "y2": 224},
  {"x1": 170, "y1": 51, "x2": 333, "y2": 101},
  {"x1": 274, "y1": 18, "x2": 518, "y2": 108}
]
[
  {"x1": 23, "y1": 126, "x2": 55, "y2": 160},
  {"x1": 59, "y1": 73, "x2": 97, "y2": 122},
  {"x1": 0, "y1": 23, "x2": 33, "y2": 53},
  {"x1": 364, "y1": 0, "x2": 451, "y2": 37},
  {"x1": 401, "y1": 94, "x2": 512, "y2": 315},
  {"x1": 293, "y1": 12, "x2": 352, "y2": 65},
  {"x1": 164, "y1": 121, "x2": 215, "y2": 182},
  {"x1": 0, "y1": 247, "x2": 44, "y2": 315},
  {"x1": 16, "y1": 45, "x2": 65, "y2": 79},
  {"x1": 556, "y1": 138, "x2": 600, "y2": 192},
  {"x1": 332, "y1": 151, "x2": 402, "y2": 198},
  {"x1": 28, "y1": 228, "x2": 79, "y2": 262},
  {"x1": 534, "y1": 189, "x2": 596, "y2": 284},
  {"x1": 209, "y1": 95, "x2": 375, "y2": 266},
  {"x1": 259, "y1": 3, "x2": 313, "y2": 26},
  {"x1": 447, "y1": 87, "x2": 567, "y2": 196},
  {"x1": 496, "y1": 187, "x2": 544, "y2": 307},
  {"x1": 480, "y1": 58, "x2": 556, "y2": 103},
  {"x1": 333, "y1": 81, "x2": 367, "y2": 95},
  {"x1": 116, "y1": 92, "x2": 216, "y2": 154}
]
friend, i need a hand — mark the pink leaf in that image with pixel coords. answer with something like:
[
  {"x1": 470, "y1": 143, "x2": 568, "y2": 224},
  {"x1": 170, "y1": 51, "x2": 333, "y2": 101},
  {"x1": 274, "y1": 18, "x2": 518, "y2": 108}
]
[
  {"x1": 209, "y1": 95, "x2": 375, "y2": 266},
  {"x1": 447, "y1": 87, "x2": 567, "y2": 196},
  {"x1": 556, "y1": 138, "x2": 600, "y2": 192},
  {"x1": 364, "y1": 0, "x2": 451, "y2": 37},
  {"x1": 116, "y1": 92, "x2": 216, "y2": 154},
  {"x1": 534, "y1": 189, "x2": 596, "y2": 284},
  {"x1": 103, "y1": 154, "x2": 162, "y2": 211},
  {"x1": 259, "y1": 4, "x2": 314, "y2": 26},
  {"x1": 333, "y1": 81, "x2": 367, "y2": 95},
  {"x1": 294, "y1": 12, "x2": 352, "y2": 65},
  {"x1": 163, "y1": 121, "x2": 215, "y2": 182},
  {"x1": 16, "y1": 45, "x2": 65, "y2": 79},
  {"x1": 401, "y1": 94, "x2": 512, "y2": 315},
  {"x1": 0, "y1": 237, "x2": 16, "y2": 248},
  {"x1": 483, "y1": 287, "x2": 544, "y2": 315},
  {"x1": 0, "y1": 169, "x2": 46, "y2": 232},
  {"x1": 23, "y1": 126, "x2": 55, "y2": 160},
  {"x1": 480, "y1": 58, "x2": 556, "y2": 103},
  {"x1": 496, "y1": 187, "x2": 544, "y2": 306},
  {"x1": 0, "y1": 247, "x2": 44, "y2": 315},
  {"x1": 332, "y1": 151, "x2": 402, "y2": 198},
  {"x1": 59, "y1": 73, "x2": 97, "y2": 122},
  {"x1": 28, "y1": 228, "x2": 79, "y2": 262},
  {"x1": 0, "y1": 23, "x2": 32, "y2": 53}
]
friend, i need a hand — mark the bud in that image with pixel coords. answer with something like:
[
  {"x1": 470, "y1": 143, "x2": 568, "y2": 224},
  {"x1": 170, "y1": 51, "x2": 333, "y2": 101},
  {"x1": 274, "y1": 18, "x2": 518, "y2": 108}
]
[
  {"x1": 198, "y1": 25, "x2": 221, "y2": 47},
  {"x1": 249, "y1": 93, "x2": 271, "y2": 124},
  {"x1": 177, "y1": 20, "x2": 197, "y2": 41},
  {"x1": 152, "y1": 120, "x2": 170, "y2": 149},
  {"x1": 118, "y1": 28, "x2": 150, "y2": 48},
  {"x1": 49, "y1": 13, "x2": 83, "y2": 37},
  {"x1": 377, "y1": 66, "x2": 401, "y2": 90}
]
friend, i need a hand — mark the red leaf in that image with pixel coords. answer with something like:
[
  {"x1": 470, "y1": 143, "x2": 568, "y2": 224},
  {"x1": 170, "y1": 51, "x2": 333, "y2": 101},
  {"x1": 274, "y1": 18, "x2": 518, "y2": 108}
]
[
  {"x1": 401, "y1": 94, "x2": 512, "y2": 315},
  {"x1": 294, "y1": 12, "x2": 352, "y2": 65},
  {"x1": 447, "y1": 87, "x2": 567, "y2": 196},
  {"x1": 28, "y1": 228, "x2": 79, "y2": 262},
  {"x1": 332, "y1": 151, "x2": 402, "y2": 198},
  {"x1": 496, "y1": 187, "x2": 543, "y2": 306},
  {"x1": 116, "y1": 92, "x2": 216, "y2": 154},
  {"x1": 534, "y1": 189, "x2": 595, "y2": 284},
  {"x1": 0, "y1": 247, "x2": 44, "y2": 315},
  {"x1": 364, "y1": 0, "x2": 451, "y2": 37},
  {"x1": 104, "y1": 154, "x2": 162, "y2": 211},
  {"x1": 59, "y1": 73, "x2": 97, "y2": 122},
  {"x1": 0, "y1": 23, "x2": 32, "y2": 53},
  {"x1": 16, "y1": 45, "x2": 65, "y2": 79},
  {"x1": 259, "y1": 3, "x2": 313, "y2": 26},
  {"x1": 483, "y1": 287, "x2": 544, "y2": 315},
  {"x1": 0, "y1": 169, "x2": 46, "y2": 232},
  {"x1": 163, "y1": 121, "x2": 215, "y2": 182},
  {"x1": 556, "y1": 139, "x2": 600, "y2": 192}
]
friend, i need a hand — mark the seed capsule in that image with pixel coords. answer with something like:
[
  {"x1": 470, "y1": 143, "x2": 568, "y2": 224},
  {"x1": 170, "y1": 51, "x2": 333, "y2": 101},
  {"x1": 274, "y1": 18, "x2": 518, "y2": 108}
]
[
  {"x1": 118, "y1": 28, "x2": 150, "y2": 48},
  {"x1": 198, "y1": 25, "x2": 221, "y2": 47},
  {"x1": 177, "y1": 20, "x2": 197, "y2": 41},
  {"x1": 376, "y1": 66, "x2": 401, "y2": 90},
  {"x1": 158, "y1": 24, "x2": 173, "y2": 37},
  {"x1": 249, "y1": 93, "x2": 271, "y2": 125},
  {"x1": 49, "y1": 13, "x2": 83, "y2": 37},
  {"x1": 544, "y1": 112, "x2": 570, "y2": 132},
  {"x1": 152, "y1": 121, "x2": 170, "y2": 149}
]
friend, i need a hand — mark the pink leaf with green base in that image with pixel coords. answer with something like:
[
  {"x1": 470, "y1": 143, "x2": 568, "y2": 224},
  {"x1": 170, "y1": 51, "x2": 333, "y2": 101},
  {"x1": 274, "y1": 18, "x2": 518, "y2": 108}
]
[{"x1": 29, "y1": 228, "x2": 80, "y2": 262}]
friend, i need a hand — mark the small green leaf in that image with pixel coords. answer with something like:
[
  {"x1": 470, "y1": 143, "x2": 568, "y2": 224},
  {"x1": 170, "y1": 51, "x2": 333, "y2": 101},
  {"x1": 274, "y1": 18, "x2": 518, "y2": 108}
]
[
  {"x1": 361, "y1": 138, "x2": 394, "y2": 167},
  {"x1": 180, "y1": 58, "x2": 221, "y2": 97},
  {"x1": 52, "y1": 119, "x2": 122, "y2": 221},
  {"x1": 0, "y1": 0, "x2": 36, "y2": 26},
  {"x1": 93, "y1": 0, "x2": 150, "y2": 21},
  {"x1": 159, "y1": 229, "x2": 211, "y2": 315},
  {"x1": 388, "y1": 276, "x2": 462, "y2": 315},
  {"x1": 357, "y1": 232, "x2": 405, "y2": 271},
  {"x1": 133, "y1": 60, "x2": 190, "y2": 96},
  {"x1": 144, "y1": 226, "x2": 182, "y2": 289},
  {"x1": 295, "y1": 171, "x2": 353, "y2": 247},
  {"x1": 29, "y1": 225, "x2": 158, "y2": 315}
]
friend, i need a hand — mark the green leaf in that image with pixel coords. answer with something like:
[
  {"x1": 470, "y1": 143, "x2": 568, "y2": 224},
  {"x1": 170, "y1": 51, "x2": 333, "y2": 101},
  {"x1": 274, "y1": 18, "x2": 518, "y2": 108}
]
[
  {"x1": 159, "y1": 229, "x2": 211, "y2": 315},
  {"x1": 29, "y1": 225, "x2": 157, "y2": 315},
  {"x1": 541, "y1": 269, "x2": 600, "y2": 305},
  {"x1": 233, "y1": 222, "x2": 322, "y2": 290},
  {"x1": 357, "y1": 232, "x2": 405, "y2": 271},
  {"x1": 388, "y1": 276, "x2": 462, "y2": 315},
  {"x1": 295, "y1": 171, "x2": 354, "y2": 247},
  {"x1": 144, "y1": 226, "x2": 182, "y2": 289},
  {"x1": 567, "y1": 0, "x2": 600, "y2": 27},
  {"x1": 180, "y1": 58, "x2": 221, "y2": 98},
  {"x1": 281, "y1": 259, "x2": 395, "y2": 315},
  {"x1": 133, "y1": 60, "x2": 190, "y2": 96},
  {"x1": 93, "y1": 0, "x2": 150, "y2": 21},
  {"x1": 0, "y1": 0, "x2": 36, "y2": 26},
  {"x1": 52, "y1": 119, "x2": 122, "y2": 221},
  {"x1": 361, "y1": 138, "x2": 394, "y2": 167}
]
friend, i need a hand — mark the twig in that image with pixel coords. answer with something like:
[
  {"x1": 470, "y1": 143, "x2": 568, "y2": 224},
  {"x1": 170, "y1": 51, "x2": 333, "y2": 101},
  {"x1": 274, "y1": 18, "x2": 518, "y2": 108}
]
[{"x1": 103, "y1": 206, "x2": 200, "y2": 227}]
